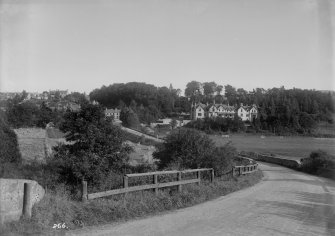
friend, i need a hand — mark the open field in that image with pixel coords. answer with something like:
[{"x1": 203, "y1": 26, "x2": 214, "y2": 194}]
[
  {"x1": 211, "y1": 134, "x2": 335, "y2": 160},
  {"x1": 14, "y1": 128, "x2": 46, "y2": 163},
  {"x1": 46, "y1": 127, "x2": 65, "y2": 139}
]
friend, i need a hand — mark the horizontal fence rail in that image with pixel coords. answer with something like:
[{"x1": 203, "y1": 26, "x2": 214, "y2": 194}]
[
  {"x1": 82, "y1": 164, "x2": 258, "y2": 201},
  {"x1": 82, "y1": 168, "x2": 214, "y2": 201},
  {"x1": 233, "y1": 163, "x2": 258, "y2": 176}
]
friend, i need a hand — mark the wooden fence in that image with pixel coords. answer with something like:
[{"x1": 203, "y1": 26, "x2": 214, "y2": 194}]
[
  {"x1": 233, "y1": 164, "x2": 258, "y2": 176},
  {"x1": 82, "y1": 164, "x2": 258, "y2": 202}
]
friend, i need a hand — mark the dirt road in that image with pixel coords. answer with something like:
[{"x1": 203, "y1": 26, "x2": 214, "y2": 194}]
[{"x1": 68, "y1": 163, "x2": 335, "y2": 236}]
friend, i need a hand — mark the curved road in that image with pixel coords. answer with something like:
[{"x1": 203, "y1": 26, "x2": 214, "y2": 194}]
[{"x1": 69, "y1": 162, "x2": 335, "y2": 236}]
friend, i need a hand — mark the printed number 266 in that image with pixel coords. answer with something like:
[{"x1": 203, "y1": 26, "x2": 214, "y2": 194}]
[{"x1": 53, "y1": 223, "x2": 67, "y2": 229}]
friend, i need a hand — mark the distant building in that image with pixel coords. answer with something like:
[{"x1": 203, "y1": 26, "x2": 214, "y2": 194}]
[
  {"x1": 191, "y1": 102, "x2": 258, "y2": 122},
  {"x1": 191, "y1": 103, "x2": 236, "y2": 120},
  {"x1": 49, "y1": 90, "x2": 68, "y2": 99},
  {"x1": 237, "y1": 104, "x2": 258, "y2": 122},
  {"x1": 105, "y1": 108, "x2": 121, "y2": 121}
]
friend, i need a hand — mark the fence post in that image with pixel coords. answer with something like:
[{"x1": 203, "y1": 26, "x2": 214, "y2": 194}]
[
  {"x1": 123, "y1": 176, "x2": 128, "y2": 188},
  {"x1": 81, "y1": 180, "x2": 87, "y2": 202},
  {"x1": 22, "y1": 183, "x2": 32, "y2": 218},
  {"x1": 210, "y1": 169, "x2": 214, "y2": 183},
  {"x1": 197, "y1": 170, "x2": 200, "y2": 185},
  {"x1": 177, "y1": 172, "x2": 182, "y2": 192},
  {"x1": 239, "y1": 167, "x2": 242, "y2": 176},
  {"x1": 153, "y1": 174, "x2": 158, "y2": 195},
  {"x1": 232, "y1": 167, "x2": 235, "y2": 178}
]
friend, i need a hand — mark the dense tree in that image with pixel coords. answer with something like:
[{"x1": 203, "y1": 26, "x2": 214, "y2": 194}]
[
  {"x1": 224, "y1": 85, "x2": 237, "y2": 105},
  {"x1": 6, "y1": 101, "x2": 39, "y2": 128},
  {"x1": 52, "y1": 104, "x2": 132, "y2": 185},
  {"x1": 153, "y1": 128, "x2": 235, "y2": 174},
  {"x1": 153, "y1": 128, "x2": 215, "y2": 169},
  {"x1": 120, "y1": 107, "x2": 141, "y2": 129},
  {"x1": 36, "y1": 102, "x2": 53, "y2": 128},
  {"x1": 185, "y1": 81, "x2": 203, "y2": 103},
  {"x1": 90, "y1": 81, "x2": 334, "y2": 135},
  {"x1": 203, "y1": 82, "x2": 217, "y2": 97},
  {"x1": 0, "y1": 114, "x2": 22, "y2": 165},
  {"x1": 90, "y1": 82, "x2": 179, "y2": 123}
]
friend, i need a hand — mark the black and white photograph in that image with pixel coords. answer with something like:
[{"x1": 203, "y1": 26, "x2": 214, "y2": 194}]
[{"x1": 0, "y1": 0, "x2": 334, "y2": 235}]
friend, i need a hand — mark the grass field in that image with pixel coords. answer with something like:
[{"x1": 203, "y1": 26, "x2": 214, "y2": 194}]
[
  {"x1": 14, "y1": 128, "x2": 46, "y2": 163},
  {"x1": 211, "y1": 134, "x2": 335, "y2": 160}
]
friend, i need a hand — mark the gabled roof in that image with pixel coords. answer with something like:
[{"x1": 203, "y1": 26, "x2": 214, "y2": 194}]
[
  {"x1": 238, "y1": 104, "x2": 258, "y2": 112},
  {"x1": 194, "y1": 103, "x2": 207, "y2": 110}
]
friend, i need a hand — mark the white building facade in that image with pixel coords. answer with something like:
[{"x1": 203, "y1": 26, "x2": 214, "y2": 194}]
[{"x1": 191, "y1": 103, "x2": 258, "y2": 121}]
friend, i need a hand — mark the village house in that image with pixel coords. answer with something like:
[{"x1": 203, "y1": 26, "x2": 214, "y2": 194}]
[
  {"x1": 237, "y1": 103, "x2": 258, "y2": 122},
  {"x1": 105, "y1": 108, "x2": 121, "y2": 121},
  {"x1": 191, "y1": 102, "x2": 258, "y2": 121}
]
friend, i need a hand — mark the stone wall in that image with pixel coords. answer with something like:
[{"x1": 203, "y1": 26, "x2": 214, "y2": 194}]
[{"x1": 0, "y1": 179, "x2": 45, "y2": 224}]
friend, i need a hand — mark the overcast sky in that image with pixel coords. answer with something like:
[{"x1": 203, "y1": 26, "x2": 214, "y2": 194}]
[{"x1": 0, "y1": 0, "x2": 334, "y2": 93}]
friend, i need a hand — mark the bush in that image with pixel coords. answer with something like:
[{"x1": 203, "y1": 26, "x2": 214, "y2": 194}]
[
  {"x1": 52, "y1": 104, "x2": 133, "y2": 188},
  {"x1": 202, "y1": 144, "x2": 235, "y2": 176},
  {"x1": 0, "y1": 115, "x2": 22, "y2": 166},
  {"x1": 301, "y1": 150, "x2": 335, "y2": 174},
  {"x1": 153, "y1": 128, "x2": 235, "y2": 173},
  {"x1": 153, "y1": 128, "x2": 216, "y2": 169}
]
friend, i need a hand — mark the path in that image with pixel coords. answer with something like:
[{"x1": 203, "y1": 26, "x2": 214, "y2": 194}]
[
  {"x1": 68, "y1": 162, "x2": 335, "y2": 236},
  {"x1": 121, "y1": 126, "x2": 163, "y2": 143}
]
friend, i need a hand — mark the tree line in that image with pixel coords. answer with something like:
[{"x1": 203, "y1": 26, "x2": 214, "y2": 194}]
[
  {"x1": 90, "y1": 81, "x2": 334, "y2": 135},
  {"x1": 2, "y1": 82, "x2": 334, "y2": 135},
  {"x1": 4, "y1": 91, "x2": 88, "y2": 128}
]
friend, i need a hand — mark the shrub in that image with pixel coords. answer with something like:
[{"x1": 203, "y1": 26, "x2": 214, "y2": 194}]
[
  {"x1": 52, "y1": 104, "x2": 133, "y2": 188},
  {"x1": 202, "y1": 144, "x2": 235, "y2": 176},
  {"x1": 0, "y1": 115, "x2": 22, "y2": 167},
  {"x1": 301, "y1": 150, "x2": 335, "y2": 173},
  {"x1": 153, "y1": 128, "x2": 235, "y2": 173},
  {"x1": 153, "y1": 128, "x2": 215, "y2": 169}
]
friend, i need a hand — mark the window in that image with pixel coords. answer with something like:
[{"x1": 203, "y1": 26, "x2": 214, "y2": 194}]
[{"x1": 198, "y1": 113, "x2": 202, "y2": 116}]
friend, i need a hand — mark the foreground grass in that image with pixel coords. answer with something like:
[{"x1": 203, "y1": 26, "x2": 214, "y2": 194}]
[{"x1": 1, "y1": 171, "x2": 263, "y2": 236}]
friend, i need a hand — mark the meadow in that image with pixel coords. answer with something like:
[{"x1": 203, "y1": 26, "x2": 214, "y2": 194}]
[
  {"x1": 211, "y1": 134, "x2": 335, "y2": 160},
  {"x1": 14, "y1": 128, "x2": 46, "y2": 163}
]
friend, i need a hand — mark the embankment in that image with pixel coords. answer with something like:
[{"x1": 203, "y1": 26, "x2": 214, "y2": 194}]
[{"x1": 239, "y1": 151, "x2": 301, "y2": 169}]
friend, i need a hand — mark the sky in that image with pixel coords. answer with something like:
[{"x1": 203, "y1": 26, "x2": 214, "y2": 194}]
[{"x1": 0, "y1": 0, "x2": 334, "y2": 94}]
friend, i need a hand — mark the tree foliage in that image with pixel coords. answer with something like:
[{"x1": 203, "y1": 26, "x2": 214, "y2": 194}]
[
  {"x1": 186, "y1": 116, "x2": 246, "y2": 133},
  {"x1": 0, "y1": 113, "x2": 21, "y2": 165},
  {"x1": 153, "y1": 128, "x2": 235, "y2": 173},
  {"x1": 90, "y1": 82, "x2": 183, "y2": 123},
  {"x1": 52, "y1": 104, "x2": 132, "y2": 185},
  {"x1": 301, "y1": 150, "x2": 335, "y2": 174}
]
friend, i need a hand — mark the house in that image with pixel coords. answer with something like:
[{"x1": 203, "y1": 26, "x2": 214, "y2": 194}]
[
  {"x1": 191, "y1": 102, "x2": 236, "y2": 120},
  {"x1": 191, "y1": 103, "x2": 207, "y2": 120},
  {"x1": 237, "y1": 104, "x2": 258, "y2": 122},
  {"x1": 49, "y1": 90, "x2": 68, "y2": 99},
  {"x1": 191, "y1": 102, "x2": 258, "y2": 121},
  {"x1": 105, "y1": 108, "x2": 121, "y2": 121}
]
